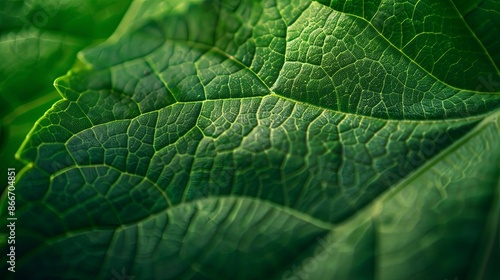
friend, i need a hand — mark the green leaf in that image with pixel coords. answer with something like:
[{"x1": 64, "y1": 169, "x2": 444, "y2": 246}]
[
  {"x1": 290, "y1": 111, "x2": 500, "y2": 279},
  {"x1": 321, "y1": 0, "x2": 500, "y2": 91},
  {"x1": 0, "y1": 0, "x2": 132, "y2": 189},
  {"x1": 451, "y1": 0, "x2": 500, "y2": 71},
  {"x1": 2, "y1": 0, "x2": 500, "y2": 279}
]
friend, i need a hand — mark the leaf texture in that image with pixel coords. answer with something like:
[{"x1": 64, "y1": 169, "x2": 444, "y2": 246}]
[{"x1": 1, "y1": 0, "x2": 499, "y2": 279}]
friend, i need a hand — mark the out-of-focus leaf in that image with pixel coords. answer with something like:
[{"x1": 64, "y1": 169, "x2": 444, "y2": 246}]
[{"x1": 0, "y1": 0, "x2": 132, "y2": 187}]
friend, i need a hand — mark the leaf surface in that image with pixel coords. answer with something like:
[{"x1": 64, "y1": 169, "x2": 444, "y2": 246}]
[
  {"x1": 1, "y1": 0, "x2": 500, "y2": 279},
  {"x1": 0, "y1": 0, "x2": 132, "y2": 187}
]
